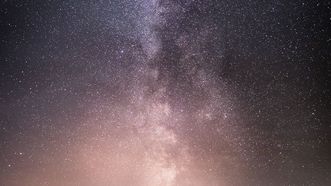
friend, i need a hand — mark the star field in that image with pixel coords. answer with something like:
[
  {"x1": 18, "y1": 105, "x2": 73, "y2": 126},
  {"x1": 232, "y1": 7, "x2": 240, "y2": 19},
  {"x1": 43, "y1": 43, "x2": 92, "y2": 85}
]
[{"x1": 0, "y1": 0, "x2": 330, "y2": 185}]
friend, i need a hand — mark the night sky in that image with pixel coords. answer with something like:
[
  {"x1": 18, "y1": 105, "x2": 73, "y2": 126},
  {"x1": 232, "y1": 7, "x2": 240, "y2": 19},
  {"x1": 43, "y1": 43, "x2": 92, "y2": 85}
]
[{"x1": 0, "y1": 0, "x2": 330, "y2": 185}]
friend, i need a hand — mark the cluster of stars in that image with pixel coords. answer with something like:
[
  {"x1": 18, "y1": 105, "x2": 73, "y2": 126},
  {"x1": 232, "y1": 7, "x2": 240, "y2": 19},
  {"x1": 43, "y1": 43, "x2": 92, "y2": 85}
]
[{"x1": 0, "y1": 0, "x2": 330, "y2": 186}]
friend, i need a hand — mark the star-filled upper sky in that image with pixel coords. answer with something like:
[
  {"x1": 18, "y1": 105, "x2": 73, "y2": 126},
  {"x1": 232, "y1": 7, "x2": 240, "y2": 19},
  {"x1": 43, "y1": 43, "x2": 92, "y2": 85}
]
[{"x1": 0, "y1": 0, "x2": 330, "y2": 186}]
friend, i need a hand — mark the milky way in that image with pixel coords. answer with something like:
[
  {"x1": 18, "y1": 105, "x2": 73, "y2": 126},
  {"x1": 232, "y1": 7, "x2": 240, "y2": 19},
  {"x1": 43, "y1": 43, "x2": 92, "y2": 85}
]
[{"x1": 0, "y1": 1, "x2": 330, "y2": 186}]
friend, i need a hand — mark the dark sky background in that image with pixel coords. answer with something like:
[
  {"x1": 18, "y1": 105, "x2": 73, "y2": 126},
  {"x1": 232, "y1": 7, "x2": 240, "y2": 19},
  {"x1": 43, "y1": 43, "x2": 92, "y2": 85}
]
[{"x1": 0, "y1": 0, "x2": 330, "y2": 186}]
